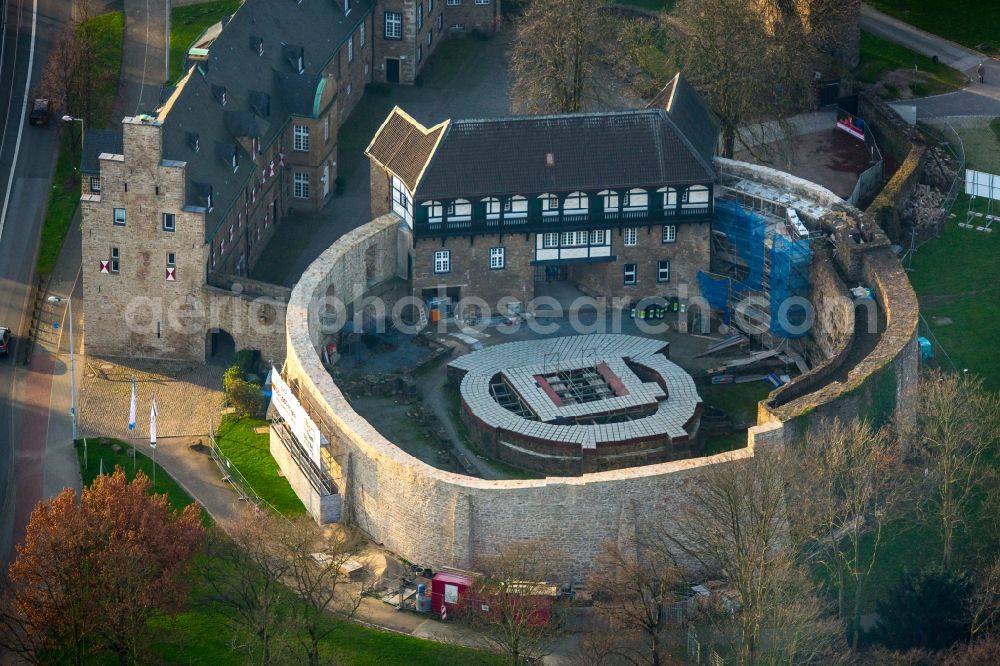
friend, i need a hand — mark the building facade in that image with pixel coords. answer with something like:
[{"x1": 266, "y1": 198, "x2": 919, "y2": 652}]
[
  {"x1": 365, "y1": 76, "x2": 719, "y2": 316},
  {"x1": 80, "y1": 0, "x2": 499, "y2": 360}
]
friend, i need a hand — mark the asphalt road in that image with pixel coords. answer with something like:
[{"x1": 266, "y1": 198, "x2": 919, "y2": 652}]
[{"x1": 0, "y1": 0, "x2": 72, "y2": 561}]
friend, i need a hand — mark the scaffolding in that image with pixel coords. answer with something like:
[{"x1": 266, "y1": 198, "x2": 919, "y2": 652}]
[{"x1": 698, "y1": 198, "x2": 813, "y2": 343}]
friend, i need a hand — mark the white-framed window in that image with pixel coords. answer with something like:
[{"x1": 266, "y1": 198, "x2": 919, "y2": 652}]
[
  {"x1": 447, "y1": 0, "x2": 459, "y2": 5},
  {"x1": 599, "y1": 189, "x2": 619, "y2": 212},
  {"x1": 542, "y1": 232, "x2": 559, "y2": 248},
  {"x1": 489, "y1": 247, "x2": 505, "y2": 270},
  {"x1": 624, "y1": 227, "x2": 637, "y2": 246},
  {"x1": 347, "y1": 82, "x2": 353, "y2": 95},
  {"x1": 590, "y1": 229, "x2": 606, "y2": 245},
  {"x1": 429, "y1": 0, "x2": 434, "y2": 13},
  {"x1": 507, "y1": 195, "x2": 528, "y2": 218},
  {"x1": 162, "y1": 212, "x2": 175, "y2": 232},
  {"x1": 293, "y1": 172, "x2": 309, "y2": 199},
  {"x1": 113, "y1": 208, "x2": 126, "y2": 226},
  {"x1": 437, "y1": 13, "x2": 443, "y2": 30},
  {"x1": 449, "y1": 198, "x2": 471, "y2": 220},
  {"x1": 662, "y1": 225, "x2": 676, "y2": 243},
  {"x1": 683, "y1": 185, "x2": 711, "y2": 207},
  {"x1": 347, "y1": 34, "x2": 354, "y2": 62},
  {"x1": 624, "y1": 263, "x2": 637, "y2": 285},
  {"x1": 110, "y1": 246, "x2": 120, "y2": 273},
  {"x1": 392, "y1": 178, "x2": 410, "y2": 213},
  {"x1": 89, "y1": 177, "x2": 101, "y2": 192},
  {"x1": 623, "y1": 188, "x2": 648, "y2": 210},
  {"x1": 658, "y1": 186, "x2": 678, "y2": 210},
  {"x1": 475, "y1": 0, "x2": 490, "y2": 4},
  {"x1": 166, "y1": 252, "x2": 176, "y2": 268},
  {"x1": 433, "y1": 250, "x2": 450, "y2": 273},
  {"x1": 485, "y1": 197, "x2": 502, "y2": 219},
  {"x1": 563, "y1": 191, "x2": 587, "y2": 213},
  {"x1": 417, "y1": 3, "x2": 423, "y2": 30},
  {"x1": 360, "y1": 22, "x2": 365, "y2": 47},
  {"x1": 561, "y1": 231, "x2": 588, "y2": 247},
  {"x1": 540, "y1": 194, "x2": 559, "y2": 216},
  {"x1": 657, "y1": 260, "x2": 671, "y2": 282},
  {"x1": 293, "y1": 124, "x2": 309, "y2": 151},
  {"x1": 344, "y1": 0, "x2": 352, "y2": 14},
  {"x1": 385, "y1": 11, "x2": 402, "y2": 39},
  {"x1": 323, "y1": 116, "x2": 330, "y2": 143},
  {"x1": 417, "y1": 45, "x2": 423, "y2": 63},
  {"x1": 424, "y1": 200, "x2": 443, "y2": 221},
  {"x1": 428, "y1": 30, "x2": 433, "y2": 46}
]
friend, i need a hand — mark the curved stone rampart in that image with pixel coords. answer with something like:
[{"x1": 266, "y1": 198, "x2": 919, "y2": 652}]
[{"x1": 282, "y1": 151, "x2": 920, "y2": 578}]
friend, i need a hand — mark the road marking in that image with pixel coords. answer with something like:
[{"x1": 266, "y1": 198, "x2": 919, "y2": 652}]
[
  {"x1": 134, "y1": 0, "x2": 152, "y2": 116},
  {"x1": 0, "y1": 0, "x2": 37, "y2": 245},
  {"x1": 0, "y1": 0, "x2": 25, "y2": 189}
]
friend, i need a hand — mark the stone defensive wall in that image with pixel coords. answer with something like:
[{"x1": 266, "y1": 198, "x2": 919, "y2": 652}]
[{"x1": 281, "y1": 150, "x2": 920, "y2": 577}]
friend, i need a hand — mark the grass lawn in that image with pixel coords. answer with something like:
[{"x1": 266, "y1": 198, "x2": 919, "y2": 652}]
[
  {"x1": 869, "y1": 0, "x2": 1000, "y2": 53},
  {"x1": 857, "y1": 31, "x2": 967, "y2": 99},
  {"x1": 76, "y1": 437, "x2": 200, "y2": 518},
  {"x1": 698, "y1": 381, "x2": 773, "y2": 425},
  {"x1": 169, "y1": 0, "x2": 241, "y2": 83},
  {"x1": 214, "y1": 414, "x2": 306, "y2": 516},
  {"x1": 907, "y1": 194, "x2": 1000, "y2": 390},
  {"x1": 37, "y1": 11, "x2": 123, "y2": 275}
]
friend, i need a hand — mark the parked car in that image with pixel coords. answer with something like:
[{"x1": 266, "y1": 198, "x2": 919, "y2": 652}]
[
  {"x1": 28, "y1": 99, "x2": 51, "y2": 126},
  {"x1": 0, "y1": 327, "x2": 11, "y2": 357}
]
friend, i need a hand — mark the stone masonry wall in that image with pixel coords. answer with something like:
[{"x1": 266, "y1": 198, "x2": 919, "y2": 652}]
[{"x1": 282, "y1": 214, "x2": 775, "y2": 579}]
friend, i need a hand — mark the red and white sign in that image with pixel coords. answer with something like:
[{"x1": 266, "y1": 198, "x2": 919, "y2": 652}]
[
  {"x1": 165, "y1": 267, "x2": 176, "y2": 281},
  {"x1": 99, "y1": 260, "x2": 110, "y2": 274},
  {"x1": 440, "y1": 604, "x2": 447, "y2": 621}
]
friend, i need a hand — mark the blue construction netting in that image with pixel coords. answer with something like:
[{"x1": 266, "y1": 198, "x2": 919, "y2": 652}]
[{"x1": 698, "y1": 198, "x2": 812, "y2": 338}]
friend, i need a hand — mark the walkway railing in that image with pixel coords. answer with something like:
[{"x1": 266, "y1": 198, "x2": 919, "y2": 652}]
[{"x1": 207, "y1": 417, "x2": 288, "y2": 517}]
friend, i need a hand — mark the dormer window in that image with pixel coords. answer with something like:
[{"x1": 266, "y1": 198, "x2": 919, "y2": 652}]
[
  {"x1": 344, "y1": 0, "x2": 352, "y2": 14},
  {"x1": 284, "y1": 44, "x2": 305, "y2": 74},
  {"x1": 212, "y1": 84, "x2": 227, "y2": 106},
  {"x1": 257, "y1": 39, "x2": 264, "y2": 56},
  {"x1": 231, "y1": 151, "x2": 238, "y2": 171},
  {"x1": 298, "y1": 55, "x2": 304, "y2": 74},
  {"x1": 187, "y1": 131, "x2": 200, "y2": 152}
]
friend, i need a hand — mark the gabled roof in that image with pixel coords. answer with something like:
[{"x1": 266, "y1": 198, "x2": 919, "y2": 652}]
[
  {"x1": 364, "y1": 107, "x2": 449, "y2": 192},
  {"x1": 410, "y1": 107, "x2": 716, "y2": 201},
  {"x1": 647, "y1": 73, "x2": 720, "y2": 171},
  {"x1": 153, "y1": 0, "x2": 374, "y2": 240},
  {"x1": 81, "y1": 129, "x2": 123, "y2": 175}
]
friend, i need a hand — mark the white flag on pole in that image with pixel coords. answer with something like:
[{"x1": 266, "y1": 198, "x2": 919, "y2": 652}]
[
  {"x1": 150, "y1": 397, "x2": 158, "y2": 449},
  {"x1": 128, "y1": 378, "x2": 137, "y2": 431}
]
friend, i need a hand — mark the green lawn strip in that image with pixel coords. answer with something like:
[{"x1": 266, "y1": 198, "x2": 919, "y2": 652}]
[
  {"x1": 76, "y1": 436, "x2": 205, "y2": 522},
  {"x1": 868, "y1": 0, "x2": 1000, "y2": 53},
  {"x1": 698, "y1": 381, "x2": 773, "y2": 424},
  {"x1": 169, "y1": 0, "x2": 241, "y2": 83},
  {"x1": 857, "y1": 31, "x2": 967, "y2": 97},
  {"x1": 36, "y1": 11, "x2": 123, "y2": 275},
  {"x1": 991, "y1": 118, "x2": 1000, "y2": 143},
  {"x1": 37, "y1": 129, "x2": 81, "y2": 275},
  {"x1": 613, "y1": 0, "x2": 675, "y2": 11},
  {"x1": 214, "y1": 414, "x2": 306, "y2": 516}
]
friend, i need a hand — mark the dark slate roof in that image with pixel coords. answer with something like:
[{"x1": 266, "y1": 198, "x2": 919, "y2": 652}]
[
  {"x1": 81, "y1": 129, "x2": 123, "y2": 175},
  {"x1": 156, "y1": 0, "x2": 373, "y2": 240},
  {"x1": 365, "y1": 107, "x2": 448, "y2": 191},
  {"x1": 413, "y1": 108, "x2": 716, "y2": 201},
  {"x1": 647, "y1": 73, "x2": 720, "y2": 170}
]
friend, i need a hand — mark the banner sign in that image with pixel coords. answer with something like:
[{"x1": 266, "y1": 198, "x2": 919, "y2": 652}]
[
  {"x1": 270, "y1": 366, "x2": 324, "y2": 466},
  {"x1": 836, "y1": 109, "x2": 866, "y2": 141}
]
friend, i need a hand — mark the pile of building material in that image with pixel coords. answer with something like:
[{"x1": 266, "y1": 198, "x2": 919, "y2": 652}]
[{"x1": 902, "y1": 184, "x2": 946, "y2": 230}]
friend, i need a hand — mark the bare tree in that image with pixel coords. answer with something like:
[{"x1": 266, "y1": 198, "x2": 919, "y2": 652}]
[
  {"x1": 585, "y1": 539, "x2": 685, "y2": 666},
  {"x1": 915, "y1": 371, "x2": 1000, "y2": 571},
  {"x1": 282, "y1": 519, "x2": 369, "y2": 666},
  {"x1": 509, "y1": 0, "x2": 608, "y2": 114},
  {"x1": 789, "y1": 418, "x2": 907, "y2": 649},
  {"x1": 456, "y1": 541, "x2": 564, "y2": 665},
  {"x1": 655, "y1": 448, "x2": 845, "y2": 664},
  {"x1": 200, "y1": 511, "x2": 297, "y2": 665},
  {"x1": 671, "y1": 0, "x2": 816, "y2": 157}
]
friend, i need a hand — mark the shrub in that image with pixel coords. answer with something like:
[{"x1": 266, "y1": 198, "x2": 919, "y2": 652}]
[
  {"x1": 870, "y1": 567, "x2": 974, "y2": 651},
  {"x1": 227, "y1": 378, "x2": 263, "y2": 418}
]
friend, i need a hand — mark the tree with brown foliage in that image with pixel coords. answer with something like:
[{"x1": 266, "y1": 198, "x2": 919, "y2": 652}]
[
  {"x1": 789, "y1": 418, "x2": 907, "y2": 649},
  {"x1": 509, "y1": 0, "x2": 608, "y2": 114},
  {"x1": 915, "y1": 370, "x2": 1000, "y2": 572},
  {"x1": 0, "y1": 469, "x2": 204, "y2": 665}
]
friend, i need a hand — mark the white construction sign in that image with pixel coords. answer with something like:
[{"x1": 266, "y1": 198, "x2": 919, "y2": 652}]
[
  {"x1": 270, "y1": 366, "x2": 325, "y2": 466},
  {"x1": 965, "y1": 170, "x2": 1000, "y2": 201}
]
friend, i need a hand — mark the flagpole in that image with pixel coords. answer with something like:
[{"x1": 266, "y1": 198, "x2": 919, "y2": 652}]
[
  {"x1": 129, "y1": 377, "x2": 138, "y2": 474},
  {"x1": 150, "y1": 395, "x2": 158, "y2": 491}
]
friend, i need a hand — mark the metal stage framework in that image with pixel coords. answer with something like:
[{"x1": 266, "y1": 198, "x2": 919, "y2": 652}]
[{"x1": 961, "y1": 169, "x2": 1000, "y2": 233}]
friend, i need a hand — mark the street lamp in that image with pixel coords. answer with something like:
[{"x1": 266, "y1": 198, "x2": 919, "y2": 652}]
[
  {"x1": 62, "y1": 115, "x2": 84, "y2": 151},
  {"x1": 48, "y1": 295, "x2": 78, "y2": 442}
]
